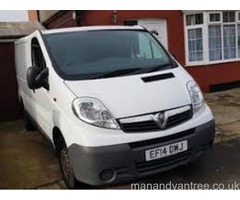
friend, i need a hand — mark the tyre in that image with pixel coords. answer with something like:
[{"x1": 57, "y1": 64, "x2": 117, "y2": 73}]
[
  {"x1": 55, "y1": 135, "x2": 78, "y2": 189},
  {"x1": 59, "y1": 147, "x2": 79, "y2": 189}
]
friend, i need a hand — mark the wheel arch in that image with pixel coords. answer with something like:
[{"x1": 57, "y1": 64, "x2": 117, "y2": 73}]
[{"x1": 52, "y1": 126, "x2": 66, "y2": 152}]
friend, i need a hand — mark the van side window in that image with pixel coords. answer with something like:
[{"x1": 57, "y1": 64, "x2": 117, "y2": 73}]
[{"x1": 31, "y1": 38, "x2": 46, "y2": 69}]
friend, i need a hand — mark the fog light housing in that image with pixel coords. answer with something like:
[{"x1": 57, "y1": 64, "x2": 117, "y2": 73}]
[{"x1": 99, "y1": 169, "x2": 115, "y2": 182}]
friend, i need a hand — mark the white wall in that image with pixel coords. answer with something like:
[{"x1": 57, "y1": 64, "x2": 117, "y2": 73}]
[{"x1": 0, "y1": 10, "x2": 29, "y2": 22}]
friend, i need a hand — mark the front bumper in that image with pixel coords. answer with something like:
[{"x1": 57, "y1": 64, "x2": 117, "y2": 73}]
[{"x1": 68, "y1": 120, "x2": 215, "y2": 186}]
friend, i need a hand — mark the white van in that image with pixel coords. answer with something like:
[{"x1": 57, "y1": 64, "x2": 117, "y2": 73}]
[{"x1": 15, "y1": 26, "x2": 215, "y2": 188}]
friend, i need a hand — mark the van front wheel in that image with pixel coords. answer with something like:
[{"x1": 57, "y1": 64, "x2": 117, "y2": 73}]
[
  {"x1": 59, "y1": 147, "x2": 78, "y2": 189},
  {"x1": 55, "y1": 132, "x2": 89, "y2": 189}
]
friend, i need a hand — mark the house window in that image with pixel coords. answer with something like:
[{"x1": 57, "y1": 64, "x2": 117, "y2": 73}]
[
  {"x1": 186, "y1": 14, "x2": 203, "y2": 26},
  {"x1": 188, "y1": 28, "x2": 203, "y2": 61},
  {"x1": 185, "y1": 13, "x2": 204, "y2": 63},
  {"x1": 238, "y1": 25, "x2": 240, "y2": 57},
  {"x1": 208, "y1": 25, "x2": 222, "y2": 61},
  {"x1": 185, "y1": 11, "x2": 240, "y2": 66},
  {"x1": 223, "y1": 25, "x2": 236, "y2": 59},
  {"x1": 223, "y1": 11, "x2": 235, "y2": 23},
  {"x1": 209, "y1": 13, "x2": 221, "y2": 23},
  {"x1": 237, "y1": 12, "x2": 240, "y2": 22}
]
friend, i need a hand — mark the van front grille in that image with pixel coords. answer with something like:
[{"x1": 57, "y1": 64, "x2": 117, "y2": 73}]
[
  {"x1": 119, "y1": 107, "x2": 192, "y2": 133},
  {"x1": 121, "y1": 121, "x2": 159, "y2": 132},
  {"x1": 166, "y1": 110, "x2": 192, "y2": 128}
]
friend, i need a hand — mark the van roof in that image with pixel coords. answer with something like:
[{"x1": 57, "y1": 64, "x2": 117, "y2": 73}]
[
  {"x1": 41, "y1": 25, "x2": 145, "y2": 35},
  {"x1": 15, "y1": 26, "x2": 145, "y2": 44}
]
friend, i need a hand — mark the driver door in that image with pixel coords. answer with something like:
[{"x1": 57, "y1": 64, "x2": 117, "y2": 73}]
[{"x1": 29, "y1": 37, "x2": 52, "y2": 136}]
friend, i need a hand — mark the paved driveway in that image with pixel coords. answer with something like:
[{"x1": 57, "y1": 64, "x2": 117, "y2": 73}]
[
  {"x1": 205, "y1": 88, "x2": 240, "y2": 143},
  {"x1": 0, "y1": 88, "x2": 240, "y2": 189}
]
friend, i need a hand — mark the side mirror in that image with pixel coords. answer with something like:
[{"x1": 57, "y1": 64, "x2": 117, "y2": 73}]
[
  {"x1": 27, "y1": 67, "x2": 49, "y2": 91},
  {"x1": 35, "y1": 68, "x2": 49, "y2": 90}
]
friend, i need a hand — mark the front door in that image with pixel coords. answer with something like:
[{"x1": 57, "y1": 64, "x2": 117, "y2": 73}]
[
  {"x1": 138, "y1": 19, "x2": 168, "y2": 49},
  {"x1": 29, "y1": 37, "x2": 52, "y2": 136}
]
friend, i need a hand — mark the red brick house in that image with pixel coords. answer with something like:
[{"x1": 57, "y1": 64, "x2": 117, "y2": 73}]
[{"x1": 38, "y1": 10, "x2": 240, "y2": 92}]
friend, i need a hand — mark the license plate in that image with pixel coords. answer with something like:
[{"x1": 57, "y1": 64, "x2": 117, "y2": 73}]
[{"x1": 145, "y1": 140, "x2": 188, "y2": 161}]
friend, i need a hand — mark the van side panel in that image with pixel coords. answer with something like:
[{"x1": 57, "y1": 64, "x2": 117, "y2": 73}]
[
  {"x1": 15, "y1": 33, "x2": 54, "y2": 141},
  {"x1": 15, "y1": 39, "x2": 33, "y2": 113}
]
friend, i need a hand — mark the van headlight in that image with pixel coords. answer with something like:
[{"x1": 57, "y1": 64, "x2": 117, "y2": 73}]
[
  {"x1": 72, "y1": 97, "x2": 120, "y2": 129},
  {"x1": 187, "y1": 81, "x2": 204, "y2": 114}
]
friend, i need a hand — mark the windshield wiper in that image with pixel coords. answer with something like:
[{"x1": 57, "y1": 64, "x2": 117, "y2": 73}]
[
  {"x1": 92, "y1": 62, "x2": 175, "y2": 79},
  {"x1": 95, "y1": 68, "x2": 142, "y2": 79}
]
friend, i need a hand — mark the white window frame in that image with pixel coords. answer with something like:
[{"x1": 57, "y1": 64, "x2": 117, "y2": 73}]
[
  {"x1": 184, "y1": 11, "x2": 240, "y2": 66},
  {"x1": 184, "y1": 12, "x2": 208, "y2": 66},
  {"x1": 236, "y1": 11, "x2": 240, "y2": 22}
]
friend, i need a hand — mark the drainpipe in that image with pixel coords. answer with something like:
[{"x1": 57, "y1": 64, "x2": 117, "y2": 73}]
[
  {"x1": 36, "y1": 10, "x2": 40, "y2": 22},
  {"x1": 75, "y1": 10, "x2": 83, "y2": 26}
]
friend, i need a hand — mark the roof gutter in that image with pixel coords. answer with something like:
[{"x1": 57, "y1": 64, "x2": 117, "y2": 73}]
[
  {"x1": 0, "y1": 35, "x2": 26, "y2": 40},
  {"x1": 0, "y1": 39, "x2": 17, "y2": 43}
]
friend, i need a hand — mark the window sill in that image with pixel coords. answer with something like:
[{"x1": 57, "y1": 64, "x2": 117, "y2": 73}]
[{"x1": 185, "y1": 58, "x2": 240, "y2": 67}]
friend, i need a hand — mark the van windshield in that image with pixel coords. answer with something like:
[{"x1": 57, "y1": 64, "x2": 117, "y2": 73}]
[{"x1": 44, "y1": 30, "x2": 175, "y2": 80}]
